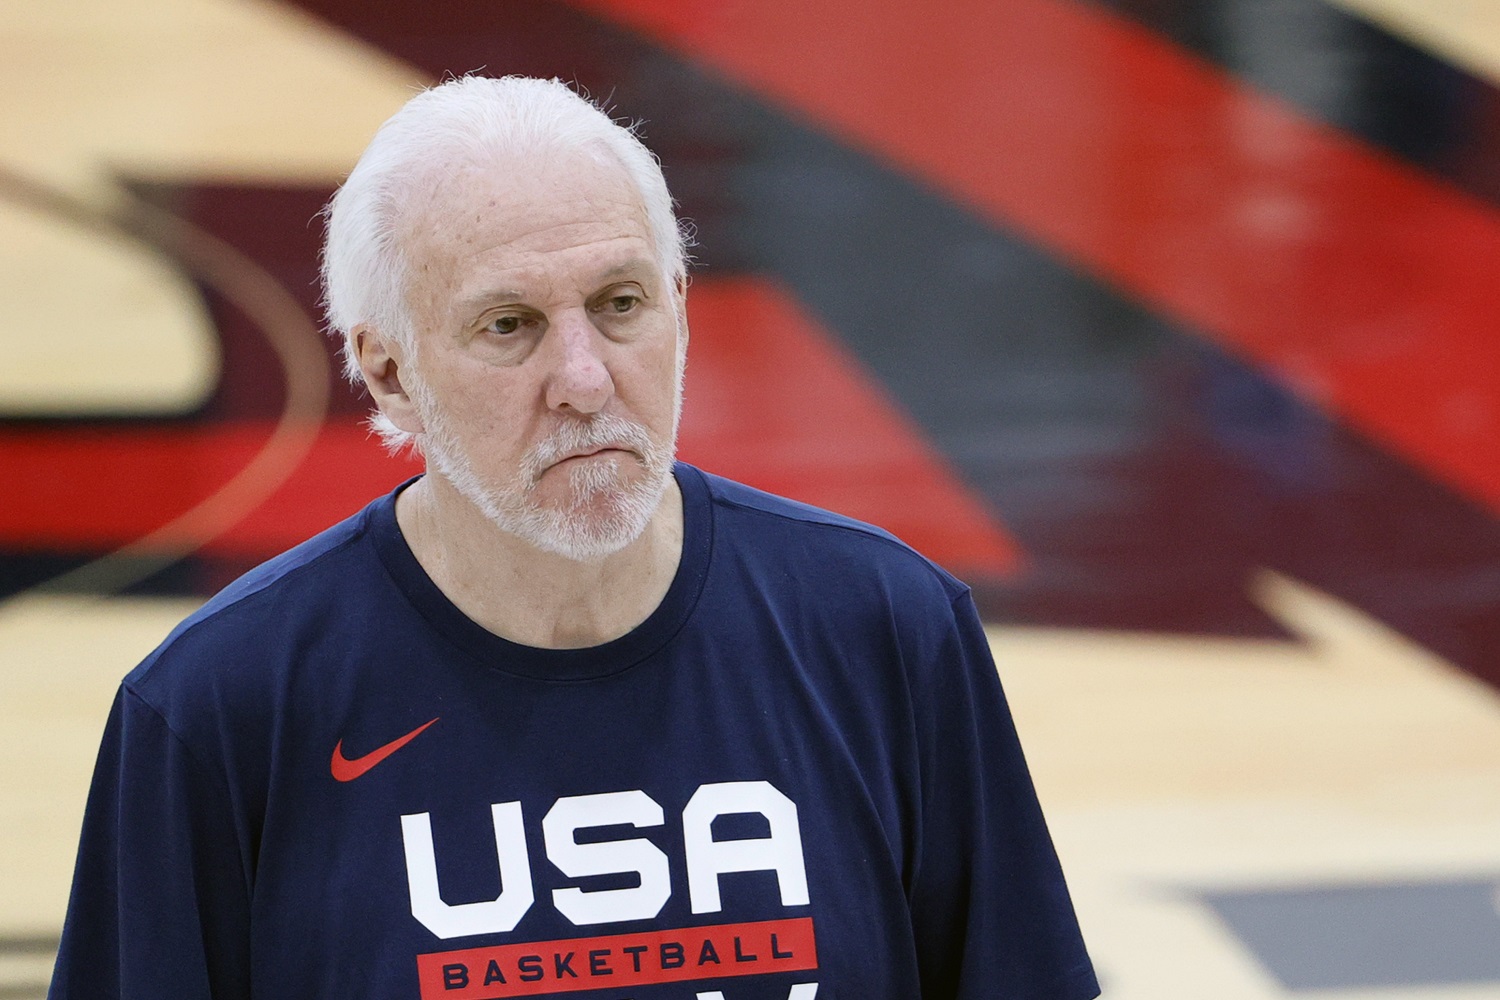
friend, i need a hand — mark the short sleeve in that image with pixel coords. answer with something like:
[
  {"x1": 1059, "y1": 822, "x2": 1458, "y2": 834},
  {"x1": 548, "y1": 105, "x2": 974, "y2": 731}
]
[
  {"x1": 49, "y1": 685, "x2": 252, "y2": 1000},
  {"x1": 906, "y1": 591, "x2": 1099, "y2": 1000}
]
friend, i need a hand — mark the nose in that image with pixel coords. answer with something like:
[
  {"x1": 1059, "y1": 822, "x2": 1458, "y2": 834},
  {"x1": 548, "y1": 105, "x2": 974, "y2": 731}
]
[{"x1": 543, "y1": 310, "x2": 614, "y2": 415}]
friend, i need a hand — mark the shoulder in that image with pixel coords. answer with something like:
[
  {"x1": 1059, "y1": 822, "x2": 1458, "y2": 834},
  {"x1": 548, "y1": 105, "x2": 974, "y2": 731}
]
[
  {"x1": 693, "y1": 466, "x2": 966, "y2": 590},
  {"x1": 687, "y1": 465, "x2": 971, "y2": 627},
  {"x1": 172, "y1": 505, "x2": 373, "y2": 634},
  {"x1": 123, "y1": 495, "x2": 388, "y2": 719}
]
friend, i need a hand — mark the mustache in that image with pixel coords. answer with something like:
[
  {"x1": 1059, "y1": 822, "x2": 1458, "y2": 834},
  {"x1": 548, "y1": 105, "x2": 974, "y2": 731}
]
[{"x1": 523, "y1": 414, "x2": 655, "y2": 481}]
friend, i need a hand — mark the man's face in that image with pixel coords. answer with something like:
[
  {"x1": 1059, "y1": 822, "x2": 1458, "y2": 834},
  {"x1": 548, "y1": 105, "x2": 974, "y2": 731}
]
[{"x1": 391, "y1": 146, "x2": 684, "y2": 560}]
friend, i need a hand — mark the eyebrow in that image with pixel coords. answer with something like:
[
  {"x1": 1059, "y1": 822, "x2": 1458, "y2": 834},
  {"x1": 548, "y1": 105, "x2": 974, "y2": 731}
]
[
  {"x1": 457, "y1": 259, "x2": 657, "y2": 315},
  {"x1": 455, "y1": 288, "x2": 524, "y2": 317}
]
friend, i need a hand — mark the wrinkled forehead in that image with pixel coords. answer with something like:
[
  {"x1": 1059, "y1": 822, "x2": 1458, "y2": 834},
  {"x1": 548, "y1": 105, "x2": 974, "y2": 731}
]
[{"x1": 392, "y1": 142, "x2": 652, "y2": 265}]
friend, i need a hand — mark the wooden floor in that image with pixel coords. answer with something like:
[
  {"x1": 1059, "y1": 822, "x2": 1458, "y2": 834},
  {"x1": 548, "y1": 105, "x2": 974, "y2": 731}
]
[{"x1": 3, "y1": 1, "x2": 1499, "y2": 997}]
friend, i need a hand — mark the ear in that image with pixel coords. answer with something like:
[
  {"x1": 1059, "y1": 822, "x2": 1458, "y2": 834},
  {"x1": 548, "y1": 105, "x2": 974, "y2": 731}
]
[
  {"x1": 673, "y1": 275, "x2": 690, "y2": 348},
  {"x1": 353, "y1": 324, "x2": 425, "y2": 435}
]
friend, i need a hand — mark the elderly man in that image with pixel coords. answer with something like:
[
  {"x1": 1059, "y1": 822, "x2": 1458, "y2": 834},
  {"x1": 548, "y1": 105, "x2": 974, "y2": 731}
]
[{"x1": 51, "y1": 76, "x2": 1098, "y2": 1000}]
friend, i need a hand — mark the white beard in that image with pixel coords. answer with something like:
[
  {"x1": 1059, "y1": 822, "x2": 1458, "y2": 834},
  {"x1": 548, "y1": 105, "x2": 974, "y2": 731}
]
[{"x1": 407, "y1": 375, "x2": 677, "y2": 562}]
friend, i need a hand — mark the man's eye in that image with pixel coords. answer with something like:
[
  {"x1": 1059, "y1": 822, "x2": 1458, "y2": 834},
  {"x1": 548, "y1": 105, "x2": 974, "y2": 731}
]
[
  {"x1": 485, "y1": 315, "x2": 523, "y2": 335},
  {"x1": 607, "y1": 295, "x2": 639, "y2": 314}
]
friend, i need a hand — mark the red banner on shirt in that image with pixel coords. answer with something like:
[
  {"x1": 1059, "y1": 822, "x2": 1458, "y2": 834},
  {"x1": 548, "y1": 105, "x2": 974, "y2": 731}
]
[{"x1": 416, "y1": 917, "x2": 817, "y2": 998}]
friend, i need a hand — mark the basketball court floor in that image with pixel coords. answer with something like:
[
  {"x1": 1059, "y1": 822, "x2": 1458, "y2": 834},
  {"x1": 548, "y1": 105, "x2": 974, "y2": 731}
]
[{"x1": 3, "y1": 1, "x2": 1499, "y2": 996}]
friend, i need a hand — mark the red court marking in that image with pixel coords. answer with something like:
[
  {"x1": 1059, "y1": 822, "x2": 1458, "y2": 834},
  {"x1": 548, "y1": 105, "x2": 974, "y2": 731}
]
[
  {"x1": 576, "y1": 0, "x2": 1500, "y2": 516},
  {"x1": 678, "y1": 277, "x2": 1020, "y2": 578},
  {"x1": 0, "y1": 280, "x2": 1017, "y2": 577},
  {"x1": 2, "y1": 421, "x2": 419, "y2": 557}
]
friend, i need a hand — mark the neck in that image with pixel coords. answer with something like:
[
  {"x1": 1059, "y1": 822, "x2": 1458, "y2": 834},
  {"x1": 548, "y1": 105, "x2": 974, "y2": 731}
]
[{"x1": 394, "y1": 471, "x2": 684, "y2": 649}]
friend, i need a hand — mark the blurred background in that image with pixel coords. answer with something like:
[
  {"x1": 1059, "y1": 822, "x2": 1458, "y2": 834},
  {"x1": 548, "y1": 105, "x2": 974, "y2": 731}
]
[{"x1": 3, "y1": 0, "x2": 1499, "y2": 996}]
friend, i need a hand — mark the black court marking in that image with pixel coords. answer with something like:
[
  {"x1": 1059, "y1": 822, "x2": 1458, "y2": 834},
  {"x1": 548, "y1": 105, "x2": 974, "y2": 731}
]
[
  {"x1": 0, "y1": 935, "x2": 57, "y2": 1000},
  {"x1": 1204, "y1": 876, "x2": 1500, "y2": 989},
  {"x1": 1087, "y1": 0, "x2": 1500, "y2": 207},
  {"x1": 0, "y1": 937, "x2": 55, "y2": 956}
]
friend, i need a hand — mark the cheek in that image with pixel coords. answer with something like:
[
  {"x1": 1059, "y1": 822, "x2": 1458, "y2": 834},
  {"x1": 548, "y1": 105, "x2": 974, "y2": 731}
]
[
  {"x1": 631, "y1": 347, "x2": 682, "y2": 422},
  {"x1": 427, "y1": 371, "x2": 528, "y2": 443}
]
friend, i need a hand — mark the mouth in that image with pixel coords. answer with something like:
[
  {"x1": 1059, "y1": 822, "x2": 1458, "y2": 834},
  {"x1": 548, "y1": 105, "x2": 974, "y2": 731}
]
[
  {"x1": 550, "y1": 445, "x2": 633, "y2": 469},
  {"x1": 526, "y1": 416, "x2": 654, "y2": 483}
]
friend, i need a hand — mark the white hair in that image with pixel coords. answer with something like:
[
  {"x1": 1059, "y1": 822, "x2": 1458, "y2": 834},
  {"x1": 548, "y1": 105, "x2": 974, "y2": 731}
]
[{"x1": 320, "y1": 75, "x2": 690, "y2": 449}]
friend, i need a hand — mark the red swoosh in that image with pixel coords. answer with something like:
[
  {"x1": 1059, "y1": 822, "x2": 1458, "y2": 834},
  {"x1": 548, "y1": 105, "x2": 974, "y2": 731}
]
[{"x1": 330, "y1": 717, "x2": 439, "y2": 782}]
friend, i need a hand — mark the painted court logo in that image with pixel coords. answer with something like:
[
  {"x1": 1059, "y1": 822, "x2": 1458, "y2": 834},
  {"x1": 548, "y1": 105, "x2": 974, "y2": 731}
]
[{"x1": 400, "y1": 780, "x2": 818, "y2": 999}]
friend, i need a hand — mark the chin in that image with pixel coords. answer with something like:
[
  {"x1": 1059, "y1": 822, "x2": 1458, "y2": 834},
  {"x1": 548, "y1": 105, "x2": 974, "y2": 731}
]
[
  {"x1": 437, "y1": 445, "x2": 672, "y2": 562},
  {"x1": 510, "y1": 474, "x2": 666, "y2": 561}
]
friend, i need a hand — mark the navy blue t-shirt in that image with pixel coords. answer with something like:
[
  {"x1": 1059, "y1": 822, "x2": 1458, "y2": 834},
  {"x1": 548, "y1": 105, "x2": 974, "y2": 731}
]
[{"x1": 51, "y1": 464, "x2": 1098, "y2": 1000}]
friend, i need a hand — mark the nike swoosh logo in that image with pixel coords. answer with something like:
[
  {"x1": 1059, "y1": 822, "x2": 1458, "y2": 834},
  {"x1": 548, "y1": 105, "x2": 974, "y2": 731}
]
[{"x1": 331, "y1": 717, "x2": 439, "y2": 782}]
